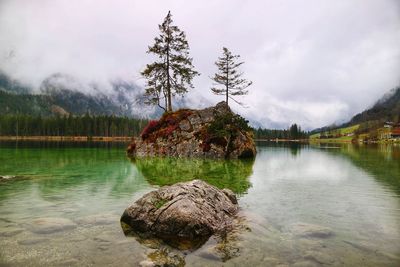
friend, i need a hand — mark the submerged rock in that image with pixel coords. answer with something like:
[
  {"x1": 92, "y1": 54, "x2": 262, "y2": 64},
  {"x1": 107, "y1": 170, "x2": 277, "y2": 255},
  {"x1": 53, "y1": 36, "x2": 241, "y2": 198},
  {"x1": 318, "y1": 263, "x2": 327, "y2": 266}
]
[
  {"x1": 26, "y1": 217, "x2": 77, "y2": 234},
  {"x1": 143, "y1": 248, "x2": 186, "y2": 267},
  {"x1": 0, "y1": 228, "x2": 24, "y2": 237},
  {"x1": 303, "y1": 250, "x2": 336, "y2": 265},
  {"x1": 18, "y1": 238, "x2": 49, "y2": 245},
  {"x1": 75, "y1": 213, "x2": 120, "y2": 226},
  {"x1": 289, "y1": 223, "x2": 333, "y2": 238},
  {"x1": 127, "y1": 102, "x2": 256, "y2": 159},
  {"x1": 120, "y1": 180, "x2": 239, "y2": 248}
]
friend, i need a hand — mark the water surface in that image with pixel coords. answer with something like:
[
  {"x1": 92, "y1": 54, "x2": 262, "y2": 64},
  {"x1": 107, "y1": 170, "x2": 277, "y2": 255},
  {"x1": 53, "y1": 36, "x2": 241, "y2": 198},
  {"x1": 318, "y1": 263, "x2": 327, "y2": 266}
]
[{"x1": 0, "y1": 141, "x2": 399, "y2": 266}]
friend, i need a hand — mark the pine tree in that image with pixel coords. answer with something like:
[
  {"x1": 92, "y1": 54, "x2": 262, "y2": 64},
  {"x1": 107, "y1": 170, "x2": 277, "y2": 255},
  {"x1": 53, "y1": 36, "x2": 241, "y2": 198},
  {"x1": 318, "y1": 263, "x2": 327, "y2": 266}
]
[
  {"x1": 211, "y1": 47, "x2": 252, "y2": 106},
  {"x1": 141, "y1": 11, "x2": 199, "y2": 112}
]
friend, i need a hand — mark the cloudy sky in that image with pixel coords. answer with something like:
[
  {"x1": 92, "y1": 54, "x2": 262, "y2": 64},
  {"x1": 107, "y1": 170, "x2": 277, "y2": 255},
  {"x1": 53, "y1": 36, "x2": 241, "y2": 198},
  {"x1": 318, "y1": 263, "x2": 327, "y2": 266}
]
[{"x1": 1, "y1": 0, "x2": 399, "y2": 129}]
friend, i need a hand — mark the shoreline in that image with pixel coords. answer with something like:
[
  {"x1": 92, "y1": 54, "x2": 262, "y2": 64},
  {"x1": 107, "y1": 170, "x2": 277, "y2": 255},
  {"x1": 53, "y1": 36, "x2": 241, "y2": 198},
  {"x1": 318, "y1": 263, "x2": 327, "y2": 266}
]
[
  {"x1": 0, "y1": 136, "x2": 133, "y2": 142},
  {"x1": 255, "y1": 139, "x2": 309, "y2": 143},
  {"x1": 0, "y1": 136, "x2": 398, "y2": 144}
]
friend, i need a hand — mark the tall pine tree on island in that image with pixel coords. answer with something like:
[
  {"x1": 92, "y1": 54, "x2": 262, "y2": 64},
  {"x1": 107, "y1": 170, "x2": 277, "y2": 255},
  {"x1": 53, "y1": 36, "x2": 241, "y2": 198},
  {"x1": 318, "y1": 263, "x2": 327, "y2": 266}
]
[
  {"x1": 141, "y1": 11, "x2": 199, "y2": 112},
  {"x1": 211, "y1": 47, "x2": 252, "y2": 106}
]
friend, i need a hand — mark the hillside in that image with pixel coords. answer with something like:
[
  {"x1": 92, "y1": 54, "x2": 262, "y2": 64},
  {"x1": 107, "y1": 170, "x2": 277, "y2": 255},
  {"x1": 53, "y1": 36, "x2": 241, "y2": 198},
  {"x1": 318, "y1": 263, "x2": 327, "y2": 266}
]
[
  {"x1": 311, "y1": 86, "x2": 400, "y2": 142},
  {"x1": 0, "y1": 71, "x2": 152, "y2": 117},
  {"x1": 0, "y1": 71, "x2": 205, "y2": 119},
  {"x1": 0, "y1": 91, "x2": 54, "y2": 116},
  {"x1": 348, "y1": 87, "x2": 400, "y2": 125},
  {"x1": 0, "y1": 71, "x2": 30, "y2": 94}
]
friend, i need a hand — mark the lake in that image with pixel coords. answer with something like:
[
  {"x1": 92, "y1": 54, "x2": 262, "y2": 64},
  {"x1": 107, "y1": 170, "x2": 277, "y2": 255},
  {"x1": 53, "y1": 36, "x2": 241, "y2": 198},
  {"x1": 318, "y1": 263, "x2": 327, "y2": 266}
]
[{"x1": 0, "y1": 141, "x2": 399, "y2": 266}]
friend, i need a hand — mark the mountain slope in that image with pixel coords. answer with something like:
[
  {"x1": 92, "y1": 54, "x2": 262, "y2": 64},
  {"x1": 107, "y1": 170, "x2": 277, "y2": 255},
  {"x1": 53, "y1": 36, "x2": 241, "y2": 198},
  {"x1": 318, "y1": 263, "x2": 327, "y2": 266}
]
[
  {"x1": 0, "y1": 71, "x2": 31, "y2": 94},
  {"x1": 0, "y1": 71, "x2": 155, "y2": 117},
  {"x1": 0, "y1": 90, "x2": 54, "y2": 116},
  {"x1": 348, "y1": 87, "x2": 400, "y2": 125},
  {"x1": 311, "y1": 86, "x2": 400, "y2": 141}
]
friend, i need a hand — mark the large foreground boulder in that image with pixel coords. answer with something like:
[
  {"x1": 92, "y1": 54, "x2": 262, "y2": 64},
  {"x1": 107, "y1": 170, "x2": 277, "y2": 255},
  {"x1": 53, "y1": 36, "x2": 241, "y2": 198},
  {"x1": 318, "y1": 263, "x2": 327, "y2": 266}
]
[
  {"x1": 127, "y1": 102, "x2": 256, "y2": 159},
  {"x1": 120, "y1": 180, "x2": 238, "y2": 247}
]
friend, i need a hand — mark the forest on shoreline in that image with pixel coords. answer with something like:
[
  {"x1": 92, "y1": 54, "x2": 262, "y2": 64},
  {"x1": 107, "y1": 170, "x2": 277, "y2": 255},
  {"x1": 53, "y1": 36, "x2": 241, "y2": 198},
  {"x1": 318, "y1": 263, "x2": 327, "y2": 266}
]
[
  {"x1": 0, "y1": 114, "x2": 309, "y2": 141},
  {"x1": 0, "y1": 114, "x2": 147, "y2": 137}
]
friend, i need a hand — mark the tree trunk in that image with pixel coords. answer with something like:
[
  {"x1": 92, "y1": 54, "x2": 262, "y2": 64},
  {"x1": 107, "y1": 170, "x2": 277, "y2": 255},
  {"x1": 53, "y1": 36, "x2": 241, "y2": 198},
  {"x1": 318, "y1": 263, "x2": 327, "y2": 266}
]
[
  {"x1": 226, "y1": 86, "x2": 228, "y2": 105},
  {"x1": 224, "y1": 134, "x2": 232, "y2": 159},
  {"x1": 166, "y1": 31, "x2": 172, "y2": 112},
  {"x1": 226, "y1": 57, "x2": 229, "y2": 105}
]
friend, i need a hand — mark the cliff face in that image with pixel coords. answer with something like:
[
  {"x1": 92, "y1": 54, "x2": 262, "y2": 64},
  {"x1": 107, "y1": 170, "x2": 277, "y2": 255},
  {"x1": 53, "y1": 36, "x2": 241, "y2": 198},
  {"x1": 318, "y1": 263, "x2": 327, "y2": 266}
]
[{"x1": 127, "y1": 102, "x2": 256, "y2": 159}]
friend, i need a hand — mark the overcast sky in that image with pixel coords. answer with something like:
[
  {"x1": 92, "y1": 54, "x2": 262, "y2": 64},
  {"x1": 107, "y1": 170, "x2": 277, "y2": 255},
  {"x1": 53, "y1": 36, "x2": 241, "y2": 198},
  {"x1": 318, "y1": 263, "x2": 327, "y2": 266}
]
[{"x1": 1, "y1": 0, "x2": 399, "y2": 129}]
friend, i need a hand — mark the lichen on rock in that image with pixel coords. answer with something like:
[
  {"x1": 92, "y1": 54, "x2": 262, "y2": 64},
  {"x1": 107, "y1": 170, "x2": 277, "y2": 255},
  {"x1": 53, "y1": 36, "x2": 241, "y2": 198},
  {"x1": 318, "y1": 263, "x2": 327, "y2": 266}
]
[{"x1": 127, "y1": 102, "x2": 256, "y2": 159}]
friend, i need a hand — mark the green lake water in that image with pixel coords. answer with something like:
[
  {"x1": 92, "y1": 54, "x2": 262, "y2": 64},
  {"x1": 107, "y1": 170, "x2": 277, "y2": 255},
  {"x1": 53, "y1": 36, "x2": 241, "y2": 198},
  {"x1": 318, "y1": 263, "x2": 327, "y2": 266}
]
[{"x1": 0, "y1": 141, "x2": 399, "y2": 266}]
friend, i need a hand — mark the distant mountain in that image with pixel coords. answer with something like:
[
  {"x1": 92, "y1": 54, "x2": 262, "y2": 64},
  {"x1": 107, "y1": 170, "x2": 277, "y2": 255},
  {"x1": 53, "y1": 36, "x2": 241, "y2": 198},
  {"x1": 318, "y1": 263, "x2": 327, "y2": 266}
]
[
  {"x1": 0, "y1": 71, "x2": 157, "y2": 117},
  {"x1": 311, "y1": 86, "x2": 400, "y2": 135},
  {"x1": 0, "y1": 70, "x2": 31, "y2": 94},
  {"x1": 39, "y1": 73, "x2": 136, "y2": 116},
  {"x1": 347, "y1": 87, "x2": 400, "y2": 125},
  {"x1": 0, "y1": 91, "x2": 55, "y2": 116}
]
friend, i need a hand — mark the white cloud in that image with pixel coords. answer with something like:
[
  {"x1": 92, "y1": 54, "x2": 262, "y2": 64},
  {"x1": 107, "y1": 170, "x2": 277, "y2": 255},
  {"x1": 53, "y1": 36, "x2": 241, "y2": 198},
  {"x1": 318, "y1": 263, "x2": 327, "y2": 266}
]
[{"x1": 0, "y1": 0, "x2": 399, "y2": 129}]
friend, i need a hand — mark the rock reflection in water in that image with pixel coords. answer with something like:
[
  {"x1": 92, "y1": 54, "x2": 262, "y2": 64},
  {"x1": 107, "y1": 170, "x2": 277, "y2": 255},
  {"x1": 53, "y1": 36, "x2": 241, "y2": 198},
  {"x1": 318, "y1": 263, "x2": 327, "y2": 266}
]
[
  {"x1": 130, "y1": 157, "x2": 255, "y2": 195},
  {"x1": 120, "y1": 215, "x2": 250, "y2": 266}
]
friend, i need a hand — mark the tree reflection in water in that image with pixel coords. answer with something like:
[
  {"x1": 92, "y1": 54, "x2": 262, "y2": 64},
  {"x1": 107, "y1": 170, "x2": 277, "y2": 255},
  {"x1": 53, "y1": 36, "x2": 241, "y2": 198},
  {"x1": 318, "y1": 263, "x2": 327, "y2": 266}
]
[{"x1": 130, "y1": 157, "x2": 255, "y2": 195}]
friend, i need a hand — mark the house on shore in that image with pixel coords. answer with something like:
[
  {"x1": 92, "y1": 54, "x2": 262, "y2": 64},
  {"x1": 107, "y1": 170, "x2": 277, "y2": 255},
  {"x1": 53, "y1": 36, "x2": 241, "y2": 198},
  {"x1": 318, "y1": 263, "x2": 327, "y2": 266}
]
[
  {"x1": 384, "y1": 121, "x2": 395, "y2": 128},
  {"x1": 378, "y1": 128, "x2": 392, "y2": 139},
  {"x1": 392, "y1": 128, "x2": 400, "y2": 139},
  {"x1": 378, "y1": 122, "x2": 400, "y2": 140}
]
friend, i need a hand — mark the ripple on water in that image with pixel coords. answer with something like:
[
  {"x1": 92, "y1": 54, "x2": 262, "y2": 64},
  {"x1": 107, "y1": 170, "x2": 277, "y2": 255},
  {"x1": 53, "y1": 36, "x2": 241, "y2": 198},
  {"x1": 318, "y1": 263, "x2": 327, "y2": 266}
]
[{"x1": 0, "y1": 142, "x2": 399, "y2": 266}]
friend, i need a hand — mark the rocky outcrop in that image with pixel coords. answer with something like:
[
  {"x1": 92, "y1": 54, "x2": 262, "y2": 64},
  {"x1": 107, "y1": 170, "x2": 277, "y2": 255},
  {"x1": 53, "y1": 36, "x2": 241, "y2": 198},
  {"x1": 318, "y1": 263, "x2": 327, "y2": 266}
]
[
  {"x1": 127, "y1": 102, "x2": 256, "y2": 159},
  {"x1": 120, "y1": 180, "x2": 238, "y2": 247}
]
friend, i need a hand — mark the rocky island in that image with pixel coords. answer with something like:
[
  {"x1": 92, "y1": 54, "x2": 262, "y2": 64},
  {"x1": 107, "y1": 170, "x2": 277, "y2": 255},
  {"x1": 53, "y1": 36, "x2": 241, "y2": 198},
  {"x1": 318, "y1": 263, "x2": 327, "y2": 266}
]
[
  {"x1": 120, "y1": 180, "x2": 239, "y2": 248},
  {"x1": 127, "y1": 102, "x2": 256, "y2": 159}
]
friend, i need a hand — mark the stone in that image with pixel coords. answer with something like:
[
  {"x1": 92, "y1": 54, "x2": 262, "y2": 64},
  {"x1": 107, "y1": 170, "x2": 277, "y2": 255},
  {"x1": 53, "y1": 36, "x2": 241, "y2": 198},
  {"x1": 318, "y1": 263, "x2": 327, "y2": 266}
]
[
  {"x1": 121, "y1": 180, "x2": 238, "y2": 247},
  {"x1": 289, "y1": 223, "x2": 333, "y2": 238},
  {"x1": 304, "y1": 250, "x2": 335, "y2": 265},
  {"x1": 222, "y1": 188, "x2": 238, "y2": 204},
  {"x1": 179, "y1": 119, "x2": 191, "y2": 132},
  {"x1": 127, "y1": 102, "x2": 256, "y2": 159},
  {"x1": 26, "y1": 217, "x2": 77, "y2": 234},
  {"x1": 292, "y1": 260, "x2": 320, "y2": 267},
  {"x1": 18, "y1": 238, "x2": 49, "y2": 245},
  {"x1": 146, "y1": 249, "x2": 185, "y2": 267},
  {"x1": 75, "y1": 213, "x2": 120, "y2": 226},
  {"x1": 229, "y1": 131, "x2": 257, "y2": 158},
  {"x1": 56, "y1": 259, "x2": 80, "y2": 266},
  {"x1": 180, "y1": 131, "x2": 194, "y2": 140},
  {"x1": 187, "y1": 114, "x2": 202, "y2": 128},
  {"x1": 198, "y1": 108, "x2": 214, "y2": 123},
  {"x1": 0, "y1": 228, "x2": 24, "y2": 237}
]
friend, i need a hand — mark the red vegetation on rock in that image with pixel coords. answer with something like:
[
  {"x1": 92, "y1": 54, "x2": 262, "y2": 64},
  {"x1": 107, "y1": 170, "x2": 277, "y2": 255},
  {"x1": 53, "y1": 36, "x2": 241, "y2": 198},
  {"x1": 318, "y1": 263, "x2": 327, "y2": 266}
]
[
  {"x1": 128, "y1": 102, "x2": 256, "y2": 158},
  {"x1": 201, "y1": 142, "x2": 211, "y2": 152},
  {"x1": 141, "y1": 110, "x2": 193, "y2": 142},
  {"x1": 141, "y1": 120, "x2": 160, "y2": 140},
  {"x1": 159, "y1": 124, "x2": 178, "y2": 138}
]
